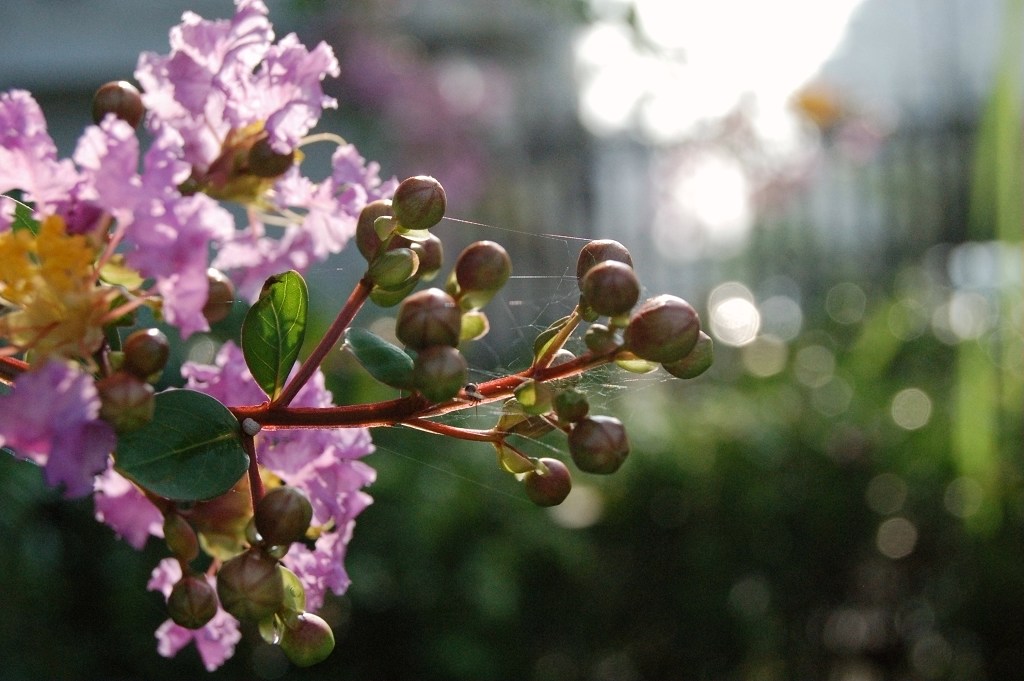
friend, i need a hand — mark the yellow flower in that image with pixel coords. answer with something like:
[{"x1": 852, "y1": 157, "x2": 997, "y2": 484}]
[{"x1": 0, "y1": 215, "x2": 118, "y2": 362}]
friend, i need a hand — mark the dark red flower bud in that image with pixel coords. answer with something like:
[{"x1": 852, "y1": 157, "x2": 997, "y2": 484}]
[
  {"x1": 247, "y1": 137, "x2": 295, "y2": 178},
  {"x1": 568, "y1": 415, "x2": 630, "y2": 474},
  {"x1": 92, "y1": 80, "x2": 145, "y2": 128},
  {"x1": 623, "y1": 295, "x2": 701, "y2": 364},
  {"x1": 583, "y1": 324, "x2": 620, "y2": 355},
  {"x1": 580, "y1": 260, "x2": 640, "y2": 317},
  {"x1": 355, "y1": 199, "x2": 394, "y2": 261},
  {"x1": 254, "y1": 486, "x2": 313, "y2": 547},
  {"x1": 203, "y1": 268, "x2": 236, "y2": 324},
  {"x1": 410, "y1": 234, "x2": 444, "y2": 280},
  {"x1": 97, "y1": 372, "x2": 155, "y2": 432},
  {"x1": 392, "y1": 175, "x2": 446, "y2": 231},
  {"x1": 122, "y1": 328, "x2": 170, "y2": 379},
  {"x1": 163, "y1": 513, "x2": 200, "y2": 563},
  {"x1": 524, "y1": 458, "x2": 572, "y2": 507},
  {"x1": 412, "y1": 345, "x2": 468, "y2": 403},
  {"x1": 454, "y1": 241, "x2": 512, "y2": 309},
  {"x1": 216, "y1": 549, "x2": 285, "y2": 621},
  {"x1": 167, "y1": 575, "x2": 219, "y2": 630},
  {"x1": 280, "y1": 612, "x2": 336, "y2": 667},
  {"x1": 576, "y1": 239, "x2": 633, "y2": 285},
  {"x1": 662, "y1": 330, "x2": 714, "y2": 379},
  {"x1": 395, "y1": 288, "x2": 461, "y2": 350}
]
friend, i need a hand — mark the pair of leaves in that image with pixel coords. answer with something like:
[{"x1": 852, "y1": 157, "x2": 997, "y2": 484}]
[{"x1": 114, "y1": 271, "x2": 310, "y2": 502}]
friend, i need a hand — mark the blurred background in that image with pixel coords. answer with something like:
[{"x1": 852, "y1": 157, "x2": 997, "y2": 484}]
[{"x1": 1, "y1": 0, "x2": 1022, "y2": 679}]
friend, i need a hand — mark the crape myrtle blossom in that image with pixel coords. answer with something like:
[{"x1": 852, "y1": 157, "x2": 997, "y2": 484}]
[
  {"x1": 183, "y1": 342, "x2": 376, "y2": 612},
  {"x1": 0, "y1": 360, "x2": 115, "y2": 497},
  {"x1": 135, "y1": 0, "x2": 338, "y2": 174},
  {"x1": 94, "y1": 465, "x2": 165, "y2": 550},
  {"x1": 148, "y1": 558, "x2": 242, "y2": 672},
  {"x1": 214, "y1": 143, "x2": 397, "y2": 299},
  {"x1": 0, "y1": 90, "x2": 79, "y2": 230}
]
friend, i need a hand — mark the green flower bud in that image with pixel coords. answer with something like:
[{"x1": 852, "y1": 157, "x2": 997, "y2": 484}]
[
  {"x1": 122, "y1": 328, "x2": 170, "y2": 379},
  {"x1": 369, "y1": 278, "x2": 418, "y2": 308},
  {"x1": 584, "y1": 324, "x2": 620, "y2": 355},
  {"x1": 91, "y1": 80, "x2": 144, "y2": 127},
  {"x1": 97, "y1": 372, "x2": 155, "y2": 432},
  {"x1": 216, "y1": 548, "x2": 285, "y2": 621},
  {"x1": 568, "y1": 415, "x2": 630, "y2": 474},
  {"x1": 167, "y1": 575, "x2": 219, "y2": 630},
  {"x1": 576, "y1": 239, "x2": 633, "y2": 285},
  {"x1": 410, "y1": 234, "x2": 444, "y2": 280},
  {"x1": 524, "y1": 458, "x2": 572, "y2": 507},
  {"x1": 355, "y1": 199, "x2": 394, "y2": 261},
  {"x1": 580, "y1": 260, "x2": 640, "y2": 317},
  {"x1": 662, "y1": 330, "x2": 714, "y2": 379},
  {"x1": 412, "y1": 346, "x2": 468, "y2": 403},
  {"x1": 395, "y1": 288, "x2": 462, "y2": 350},
  {"x1": 623, "y1": 295, "x2": 701, "y2": 364},
  {"x1": 454, "y1": 240, "x2": 512, "y2": 309},
  {"x1": 553, "y1": 389, "x2": 589, "y2": 424},
  {"x1": 163, "y1": 513, "x2": 200, "y2": 563},
  {"x1": 392, "y1": 175, "x2": 446, "y2": 231},
  {"x1": 280, "y1": 612, "x2": 336, "y2": 667},
  {"x1": 254, "y1": 486, "x2": 314, "y2": 547},
  {"x1": 203, "y1": 268, "x2": 236, "y2": 324},
  {"x1": 368, "y1": 247, "x2": 419, "y2": 290}
]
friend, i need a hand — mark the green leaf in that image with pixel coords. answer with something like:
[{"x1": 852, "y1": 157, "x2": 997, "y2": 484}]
[
  {"x1": 344, "y1": 327, "x2": 415, "y2": 389},
  {"x1": 115, "y1": 389, "x2": 249, "y2": 501},
  {"x1": 11, "y1": 200, "x2": 39, "y2": 234},
  {"x1": 241, "y1": 271, "x2": 308, "y2": 399}
]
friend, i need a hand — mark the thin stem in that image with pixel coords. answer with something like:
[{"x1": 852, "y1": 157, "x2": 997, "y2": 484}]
[
  {"x1": 402, "y1": 418, "x2": 503, "y2": 442},
  {"x1": 242, "y1": 434, "x2": 265, "y2": 511},
  {"x1": 272, "y1": 275, "x2": 373, "y2": 407},
  {"x1": 0, "y1": 356, "x2": 28, "y2": 385},
  {"x1": 232, "y1": 347, "x2": 616, "y2": 429}
]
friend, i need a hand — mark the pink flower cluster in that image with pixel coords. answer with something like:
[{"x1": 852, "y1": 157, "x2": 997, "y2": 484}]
[{"x1": 0, "y1": 0, "x2": 388, "y2": 669}]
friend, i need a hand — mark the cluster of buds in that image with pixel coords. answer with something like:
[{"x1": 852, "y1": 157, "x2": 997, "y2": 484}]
[{"x1": 0, "y1": 1, "x2": 715, "y2": 670}]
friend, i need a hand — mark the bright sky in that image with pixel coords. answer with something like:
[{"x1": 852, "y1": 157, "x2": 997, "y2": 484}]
[{"x1": 575, "y1": 0, "x2": 866, "y2": 143}]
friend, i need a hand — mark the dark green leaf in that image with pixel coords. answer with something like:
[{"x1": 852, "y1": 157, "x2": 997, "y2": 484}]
[
  {"x1": 344, "y1": 327, "x2": 414, "y2": 389},
  {"x1": 11, "y1": 200, "x2": 39, "y2": 235},
  {"x1": 115, "y1": 389, "x2": 249, "y2": 501},
  {"x1": 241, "y1": 271, "x2": 308, "y2": 399}
]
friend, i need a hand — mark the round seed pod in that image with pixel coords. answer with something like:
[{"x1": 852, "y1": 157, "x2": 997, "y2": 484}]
[
  {"x1": 167, "y1": 575, "x2": 219, "y2": 630},
  {"x1": 580, "y1": 260, "x2": 640, "y2": 317},
  {"x1": 216, "y1": 549, "x2": 285, "y2": 621},
  {"x1": 568, "y1": 415, "x2": 630, "y2": 475},
  {"x1": 395, "y1": 288, "x2": 461, "y2": 350},
  {"x1": 122, "y1": 328, "x2": 170, "y2": 379},
  {"x1": 412, "y1": 345, "x2": 468, "y2": 403},
  {"x1": 662, "y1": 330, "x2": 714, "y2": 379},
  {"x1": 92, "y1": 80, "x2": 145, "y2": 127},
  {"x1": 254, "y1": 486, "x2": 314, "y2": 547},
  {"x1": 203, "y1": 268, "x2": 236, "y2": 324},
  {"x1": 576, "y1": 239, "x2": 633, "y2": 285},
  {"x1": 524, "y1": 458, "x2": 572, "y2": 507},
  {"x1": 392, "y1": 175, "x2": 446, "y2": 231},
  {"x1": 280, "y1": 612, "x2": 336, "y2": 667},
  {"x1": 623, "y1": 294, "x2": 701, "y2": 364}
]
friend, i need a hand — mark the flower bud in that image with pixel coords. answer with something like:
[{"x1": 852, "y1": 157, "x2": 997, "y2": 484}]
[
  {"x1": 553, "y1": 389, "x2": 589, "y2": 424},
  {"x1": 576, "y1": 239, "x2": 633, "y2": 285},
  {"x1": 203, "y1": 268, "x2": 236, "y2": 324},
  {"x1": 524, "y1": 458, "x2": 572, "y2": 507},
  {"x1": 164, "y1": 513, "x2": 200, "y2": 563},
  {"x1": 216, "y1": 548, "x2": 285, "y2": 621},
  {"x1": 410, "y1": 234, "x2": 444, "y2": 280},
  {"x1": 97, "y1": 372, "x2": 155, "y2": 432},
  {"x1": 280, "y1": 612, "x2": 336, "y2": 667},
  {"x1": 91, "y1": 80, "x2": 144, "y2": 127},
  {"x1": 254, "y1": 486, "x2": 313, "y2": 547},
  {"x1": 584, "y1": 324, "x2": 620, "y2": 355},
  {"x1": 247, "y1": 137, "x2": 295, "y2": 178},
  {"x1": 454, "y1": 241, "x2": 512, "y2": 309},
  {"x1": 413, "y1": 345, "x2": 468, "y2": 403},
  {"x1": 122, "y1": 328, "x2": 170, "y2": 379},
  {"x1": 392, "y1": 175, "x2": 446, "y2": 231},
  {"x1": 580, "y1": 260, "x2": 640, "y2": 317},
  {"x1": 355, "y1": 199, "x2": 394, "y2": 261},
  {"x1": 568, "y1": 415, "x2": 629, "y2": 474},
  {"x1": 623, "y1": 295, "x2": 701, "y2": 364},
  {"x1": 167, "y1": 575, "x2": 219, "y2": 630},
  {"x1": 368, "y1": 247, "x2": 419, "y2": 290},
  {"x1": 662, "y1": 330, "x2": 714, "y2": 379},
  {"x1": 395, "y1": 288, "x2": 461, "y2": 350}
]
